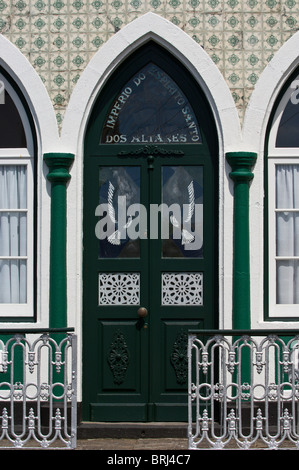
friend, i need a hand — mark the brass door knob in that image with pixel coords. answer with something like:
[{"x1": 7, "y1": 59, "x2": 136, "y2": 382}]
[{"x1": 137, "y1": 307, "x2": 148, "y2": 318}]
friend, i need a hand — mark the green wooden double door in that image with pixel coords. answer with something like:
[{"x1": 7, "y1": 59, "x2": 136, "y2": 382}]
[{"x1": 83, "y1": 44, "x2": 218, "y2": 422}]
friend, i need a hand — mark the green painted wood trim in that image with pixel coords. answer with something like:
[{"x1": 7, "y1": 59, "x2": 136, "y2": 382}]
[
  {"x1": 226, "y1": 152, "x2": 257, "y2": 330},
  {"x1": 44, "y1": 153, "x2": 74, "y2": 329}
]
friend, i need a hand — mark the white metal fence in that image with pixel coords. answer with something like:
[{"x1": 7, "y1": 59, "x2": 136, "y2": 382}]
[
  {"x1": 0, "y1": 329, "x2": 77, "y2": 449},
  {"x1": 188, "y1": 330, "x2": 299, "y2": 450}
]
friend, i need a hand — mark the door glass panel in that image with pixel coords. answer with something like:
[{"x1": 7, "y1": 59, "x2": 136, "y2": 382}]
[
  {"x1": 97, "y1": 166, "x2": 140, "y2": 258},
  {"x1": 162, "y1": 166, "x2": 203, "y2": 258},
  {"x1": 101, "y1": 63, "x2": 202, "y2": 145}
]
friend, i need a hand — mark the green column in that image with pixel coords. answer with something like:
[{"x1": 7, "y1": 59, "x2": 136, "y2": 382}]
[
  {"x1": 226, "y1": 152, "x2": 257, "y2": 331},
  {"x1": 43, "y1": 153, "x2": 74, "y2": 329}
]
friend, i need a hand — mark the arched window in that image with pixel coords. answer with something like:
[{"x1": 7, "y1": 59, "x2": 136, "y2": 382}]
[
  {"x1": 0, "y1": 70, "x2": 35, "y2": 318},
  {"x1": 267, "y1": 73, "x2": 299, "y2": 318},
  {"x1": 101, "y1": 62, "x2": 201, "y2": 145}
]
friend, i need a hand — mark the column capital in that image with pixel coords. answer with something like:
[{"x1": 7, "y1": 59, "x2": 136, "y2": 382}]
[
  {"x1": 226, "y1": 151, "x2": 257, "y2": 183},
  {"x1": 43, "y1": 152, "x2": 74, "y2": 183}
]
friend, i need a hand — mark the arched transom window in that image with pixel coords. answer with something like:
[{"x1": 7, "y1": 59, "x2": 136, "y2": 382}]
[{"x1": 101, "y1": 63, "x2": 201, "y2": 145}]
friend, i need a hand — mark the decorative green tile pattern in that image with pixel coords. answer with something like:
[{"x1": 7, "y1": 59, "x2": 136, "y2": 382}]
[{"x1": 0, "y1": 0, "x2": 297, "y2": 124}]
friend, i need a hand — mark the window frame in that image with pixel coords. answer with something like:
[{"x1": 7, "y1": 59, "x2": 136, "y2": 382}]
[
  {"x1": 0, "y1": 73, "x2": 35, "y2": 319},
  {"x1": 267, "y1": 72, "x2": 299, "y2": 318}
]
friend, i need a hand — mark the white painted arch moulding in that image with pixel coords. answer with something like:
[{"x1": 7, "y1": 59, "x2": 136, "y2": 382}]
[
  {"x1": 62, "y1": 13, "x2": 239, "y2": 338},
  {"x1": 0, "y1": 34, "x2": 59, "y2": 153},
  {"x1": 4, "y1": 14, "x2": 299, "y2": 157},
  {"x1": 243, "y1": 29, "x2": 299, "y2": 154},
  {"x1": 61, "y1": 12, "x2": 241, "y2": 154}
]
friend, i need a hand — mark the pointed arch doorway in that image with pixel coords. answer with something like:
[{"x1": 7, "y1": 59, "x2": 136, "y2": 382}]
[{"x1": 82, "y1": 43, "x2": 218, "y2": 422}]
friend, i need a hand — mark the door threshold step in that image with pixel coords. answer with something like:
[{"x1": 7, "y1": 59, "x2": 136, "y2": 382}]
[{"x1": 77, "y1": 422, "x2": 188, "y2": 439}]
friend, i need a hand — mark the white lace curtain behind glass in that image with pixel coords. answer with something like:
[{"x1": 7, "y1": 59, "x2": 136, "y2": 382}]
[
  {"x1": 0, "y1": 165, "x2": 27, "y2": 303},
  {"x1": 276, "y1": 164, "x2": 299, "y2": 304}
]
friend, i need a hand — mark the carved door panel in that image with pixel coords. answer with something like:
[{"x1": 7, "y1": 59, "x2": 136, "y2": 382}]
[{"x1": 83, "y1": 44, "x2": 218, "y2": 422}]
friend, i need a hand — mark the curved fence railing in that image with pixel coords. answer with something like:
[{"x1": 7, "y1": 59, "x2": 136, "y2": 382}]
[
  {"x1": 0, "y1": 329, "x2": 77, "y2": 449},
  {"x1": 188, "y1": 330, "x2": 299, "y2": 450}
]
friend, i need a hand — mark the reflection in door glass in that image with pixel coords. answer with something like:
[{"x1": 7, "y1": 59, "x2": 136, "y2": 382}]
[
  {"x1": 101, "y1": 63, "x2": 202, "y2": 145},
  {"x1": 162, "y1": 166, "x2": 203, "y2": 258},
  {"x1": 97, "y1": 166, "x2": 140, "y2": 258}
]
